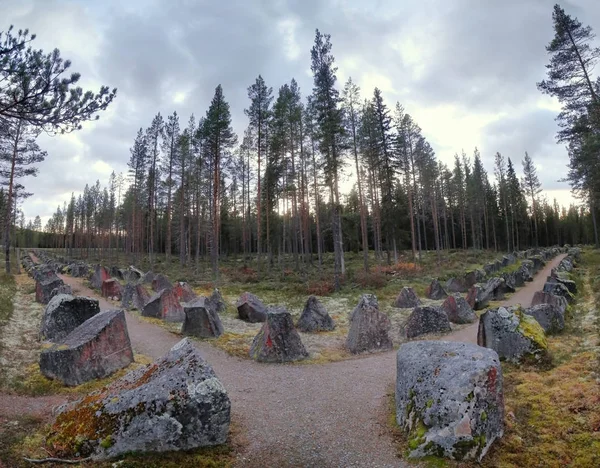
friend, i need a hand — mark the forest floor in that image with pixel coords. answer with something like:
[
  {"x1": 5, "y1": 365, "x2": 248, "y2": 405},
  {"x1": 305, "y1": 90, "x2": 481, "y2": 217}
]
[{"x1": 2, "y1": 249, "x2": 593, "y2": 467}]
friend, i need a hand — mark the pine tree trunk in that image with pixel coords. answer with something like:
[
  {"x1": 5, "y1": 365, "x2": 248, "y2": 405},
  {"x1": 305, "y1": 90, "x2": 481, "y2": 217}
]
[{"x1": 4, "y1": 121, "x2": 21, "y2": 274}]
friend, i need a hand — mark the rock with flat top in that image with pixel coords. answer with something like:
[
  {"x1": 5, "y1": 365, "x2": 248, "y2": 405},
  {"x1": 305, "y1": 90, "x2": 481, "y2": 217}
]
[
  {"x1": 347, "y1": 294, "x2": 392, "y2": 354},
  {"x1": 236, "y1": 292, "x2": 267, "y2": 323},
  {"x1": 396, "y1": 341, "x2": 504, "y2": 461},
  {"x1": 40, "y1": 294, "x2": 101, "y2": 342},
  {"x1": 36, "y1": 275, "x2": 65, "y2": 304},
  {"x1": 40, "y1": 309, "x2": 133, "y2": 386},
  {"x1": 477, "y1": 306, "x2": 548, "y2": 363},
  {"x1": 531, "y1": 291, "x2": 568, "y2": 314},
  {"x1": 405, "y1": 305, "x2": 452, "y2": 338},
  {"x1": 446, "y1": 277, "x2": 468, "y2": 293},
  {"x1": 442, "y1": 294, "x2": 477, "y2": 324},
  {"x1": 542, "y1": 281, "x2": 574, "y2": 303},
  {"x1": 524, "y1": 304, "x2": 564, "y2": 334},
  {"x1": 46, "y1": 338, "x2": 230, "y2": 458},
  {"x1": 102, "y1": 279, "x2": 123, "y2": 301},
  {"x1": 142, "y1": 288, "x2": 184, "y2": 322},
  {"x1": 250, "y1": 306, "x2": 308, "y2": 362},
  {"x1": 182, "y1": 297, "x2": 224, "y2": 338}
]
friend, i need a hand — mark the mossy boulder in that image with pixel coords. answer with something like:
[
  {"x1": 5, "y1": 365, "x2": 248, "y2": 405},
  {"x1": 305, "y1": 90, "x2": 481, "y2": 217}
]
[
  {"x1": 524, "y1": 304, "x2": 565, "y2": 334},
  {"x1": 46, "y1": 338, "x2": 230, "y2": 459},
  {"x1": 396, "y1": 341, "x2": 504, "y2": 461},
  {"x1": 477, "y1": 306, "x2": 548, "y2": 364}
]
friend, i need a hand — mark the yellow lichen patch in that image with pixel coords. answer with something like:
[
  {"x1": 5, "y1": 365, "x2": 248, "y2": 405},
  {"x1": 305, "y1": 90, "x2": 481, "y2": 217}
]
[
  {"x1": 517, "y1": 309, "x2": 548, "y2": 350},
  {"x1": 212, "y1": 331, "x2": 255, "y2": 358}
]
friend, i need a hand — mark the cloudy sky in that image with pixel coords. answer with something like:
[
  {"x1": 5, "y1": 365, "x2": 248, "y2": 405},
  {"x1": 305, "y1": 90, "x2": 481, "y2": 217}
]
[{"x1": 1, "y1": 0, "x2": 599, "y2": 223}]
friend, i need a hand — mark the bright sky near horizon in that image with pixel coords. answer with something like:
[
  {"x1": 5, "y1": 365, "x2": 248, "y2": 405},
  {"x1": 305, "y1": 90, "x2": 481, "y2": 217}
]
[{"x1": 1, "y1": 0, "x2": 599, "y2": 224}]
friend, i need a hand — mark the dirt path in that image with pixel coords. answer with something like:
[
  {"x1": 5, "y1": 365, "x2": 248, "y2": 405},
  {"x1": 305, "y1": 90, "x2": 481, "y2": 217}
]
[{"x1": 20, "y1": 253, "x2": 566, "y2": 467}]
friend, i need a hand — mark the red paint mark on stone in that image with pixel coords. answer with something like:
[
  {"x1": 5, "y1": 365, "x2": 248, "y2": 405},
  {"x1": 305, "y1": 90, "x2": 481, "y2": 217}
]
[
  {"x1": 487, "y1": 366, "x2": 497, "y2": 393},
  {"x1": 266, "y1": 334, "x2": 273, "y2": 348}
]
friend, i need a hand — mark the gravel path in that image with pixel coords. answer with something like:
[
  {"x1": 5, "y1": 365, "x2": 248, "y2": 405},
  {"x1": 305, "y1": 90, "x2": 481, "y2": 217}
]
[{"x1": 19, "y1": 253, "x2": 565, "y2": 467}]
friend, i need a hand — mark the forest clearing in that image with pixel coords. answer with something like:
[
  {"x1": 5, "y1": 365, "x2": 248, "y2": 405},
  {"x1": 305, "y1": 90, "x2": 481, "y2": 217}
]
[{"x1": 1, "y1": 1, "x2": 600, "y2": 467}]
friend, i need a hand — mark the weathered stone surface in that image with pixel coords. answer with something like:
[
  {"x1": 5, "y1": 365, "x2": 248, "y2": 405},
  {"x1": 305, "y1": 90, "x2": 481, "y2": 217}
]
[
  {"x1": 40, "y1": 309, "x2": 133, "y2": 386},
  {"x1": 524, "y1": 304, "x2": 565, "y2": 334},
  {"x1": 127, "y1": 266, "x2": 144, "y2": 281},
  {"x1": 90, "y1": 265, "x2": 110, "y2": 290},
  {"x1": 250, "y1": 306, "x2": 308, "y2": 362},
  {"x1": 209, "y1": 288, "x2": 227, "y2": 314},
  {"x1": 446, "y1": 277, "x2": 468, "y2": 293},
  {"x1": 543, "y1": 281, "x2": 574, "y2": 303},
  {"x1": 236, "y1": 292, "x2": 267, "y2": 323},
  {"x1": 486, "y1": 277, "x2": 515, "y2": 298},
  {"x1": 464, "y1": 269, "x2": 486, "y2": 288},
  {"x1": 182, "y1": 297, "x2": 224, "y2": 338},
  {"x1": 50, "y1": 283, "x2": 73, "y2": 299},
  {"x1": 557, "y1": 256, "x2": 574, "y2": 272},
  {"x1": 297, "y1": 295, "x2": 335, "y2": 332},
  {"x1": 142, "y1": 288, "x2": 184, "y2": 322},
  {"x1": 68, "y1": 262, "x2": 90, "y2": 278},
  {"x1": 47, "y1": 338, "x2": 230, "y2": 458},
  {"x1": 531, "y1": 291, "x2": 568, "y2": 314},
  {"x1": 172, "y1": 281, "x2": 198, "y2": 303},
  {"x1": 151, "y1": 273, "x2": 173, "y2": 292},
  {"x1": 121, "y1": 283, "x2": 151, "y2": 310},
  {"x1": 347, "y1": 294, "x2": 392, "y2": 354},
  {"x1": 529, "y1": 255, "x2": 545, "y2": 273},
  {"x1": 142, "y1": 270, "x2": 155, "y2": 284},
  {"x1": 36, "y1": 275, "x2": 65, "y2": 304},
  {"x1": 425, "y1": 279, "x2": 448, "y2": 300},
  {"x1": 394, "y1": 287, "x2": 421, "y2": 308},
  {"x1": 477, "y1": 306, "x2": 548, "y2": 363},
  {"x1": 546, "y1": 275, "x2": 577, "y2": 294},
  {"x1": 442, "y1": 294, "x2": 477, "y2": 324},
  {"x1": 396, "y1": 341, "x2": 504, "y2": 461},
  {"x1": 110, "y1": 266, "x2": 123, "y2": 280},
  {"x1": 466, "y1": 285, "x2": 489, "y2": 311},
  {"x1": 405, "y1": 305, "x2": 452, "y2": 338},
  {"x1": 101, "y1": 279, "x2": 123, "y2": 301},
  {"x1": 40, "y1": 294, "x2": 101, "y2": 342}
]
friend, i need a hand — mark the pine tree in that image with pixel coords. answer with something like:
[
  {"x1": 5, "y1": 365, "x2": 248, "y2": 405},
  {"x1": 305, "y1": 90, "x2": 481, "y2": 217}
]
[
  {"x1": 310, "y1": 29, "x2": 346, "y2": 290},
  {"x1": 522, "y1": 151, "x2": 542, "y2": 246},
  {"x1": 145, "y1": 113, "x2": 163, "y2": 264},
  {"x1": 161, "y1": 111, "x2": 180, "y2": 261},
  {"x1": 204, "y1": 85, "x2": 237, "y2": 278},
  {"x1": 0, "y1": 119, "x2": 46, "y2": 272},
  {"x1": 537, "y1": 4, "x2": 600, "y2": 139},
  {"x1": 245, "y1": 75, "x2": 273, "y2": 274}
]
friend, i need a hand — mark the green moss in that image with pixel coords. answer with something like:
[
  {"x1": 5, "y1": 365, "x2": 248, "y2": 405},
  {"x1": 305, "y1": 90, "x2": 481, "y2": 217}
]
[
  {"x1": 408, "y1": 419, "x2": 428, "y2": 451},
  {"x1": 100, "y1": 435, "x2": 114, "y2": 449},
  {"x1": 517, "y1": 308, "x2": 548, "y2": 349},
  {"x1": 480, "y1": 410, "x2": 487, "y2": 421},
  {"x1": 426, "y1": 399, "x2": 433, "y2": 408}
]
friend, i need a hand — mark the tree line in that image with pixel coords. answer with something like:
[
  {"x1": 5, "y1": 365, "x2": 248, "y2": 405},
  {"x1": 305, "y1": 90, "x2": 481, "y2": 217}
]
[{"x1": 4, "y1": 4, "x2": 598, "y2": 286}]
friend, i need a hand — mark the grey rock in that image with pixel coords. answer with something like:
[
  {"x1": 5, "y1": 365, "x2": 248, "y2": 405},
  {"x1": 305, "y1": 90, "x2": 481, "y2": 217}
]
[
  {"x1": 543, "y1": 281, "x2": 574, "y2": 303},
  {"x1": 546, "y1": 276, "x2": 577, "y2": 294},
  {"x1": 446, "y1": 277, "x2": 468, "y2": 293},
  {"x1": 531, "y1": 291, "x2": 568, "y2": 314},
  {"x1": 347, "y1": 294, "x2": 392, "y2": 354},
  {"x1": 441, "y1": 294, "x2": 477, "y2": 324},
  {"x1": 90, "y1": 265, "x2": 110, "y2": 290},
  {"x1": 524, "y1": 304, "x2": 565, "y2": 334},
  {"x1": 40, "y1": 294, "x2": 101, "y2": 342},
  {"x1": 250, "y1": 306, "x2": 308, "y2": 362},
  {"x1": 101, "y1": 278, "x2": 123, "y2": 300},
  {"x1": 209, "y1": 288, "x2": 227, "y2": 314},
  {"x1": 122, "y1": 283, "x2": 152, "y2": 310},
  {"x1": 394, "y1": 287, "x2": 421, "y2": 308},
  {"x1": 425, "y1": 279, "x2": 447, "y2": 300},
  {"x1": 40, "y1": 309, "x2": 133, "y2": 386},
  {"x1": 464, "y1": 269, "x2": 486, "y2": 288},
  {"x1": 36, "y1": 275, "x2": 65, "y2": 304},
  {"x1": 466, "y1": 285, "x2": 490, "y2": 310},
  {"x1": 405, "y1": 305, "x2": 452, "y2": 338},
  {"x1": 142, "y1": 270, "x2": 155, "y2": 284},
  {"x1": 151, "y1": 273, "x2": 173, "y2": 292},
  {"x1": 477, "y1": 306, "x2": 548, "y2": 363},
  {"x1": 50, "y1": 338, "x2": 230, "y2": 458},
  {"x1": 173, "y1": 281, "x2": 198, "y2": 303},
  {"x1": 236, "y1": 292, "x2": 267, "y2": 323},
  {"x1": 142, "y1": 288, "x2": 184, "y2": 322},
  {"x1": 297, "y1": 295, "x2": 335, "y2": 332},
  {"x1": 396, "y1": 341, "x2": 504, "y2": 461},
  {"x1": 50, "y1": 283, "x2": 73, "y2": 299},
  {"x1": 182, "y1": 297, "x2": 224, "y2": 338}
]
